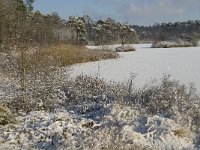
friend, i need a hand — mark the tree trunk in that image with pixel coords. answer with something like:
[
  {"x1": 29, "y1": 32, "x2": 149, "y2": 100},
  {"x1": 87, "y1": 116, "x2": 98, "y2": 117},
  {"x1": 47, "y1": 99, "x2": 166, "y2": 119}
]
[
  {"x1": 76, "y1": 29, "x2": 79, "y2": 46},
  {"x1": 0, "y1": 24, "x2": 2, "y2": 49},
  {"x1": 121, "y1": 33, "x2": 125, "y2": 48},
  {"x1": 20, "y1": 44, "x2": 27, "y2": 110},
  {"x1": 0, "y1": 15, "x2": 2, "y2": 49}
]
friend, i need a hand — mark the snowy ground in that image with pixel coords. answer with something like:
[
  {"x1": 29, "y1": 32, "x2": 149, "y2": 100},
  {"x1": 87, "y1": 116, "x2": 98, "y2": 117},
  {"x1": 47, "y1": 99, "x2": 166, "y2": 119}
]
[
  {"x1": 71, "y1": 44, "x2": 200, "y2": 92},
  {"x1": 0, "y1": 103, "x2": 198, "y2": 150},
  {"x1": 1, "y1": 44, "x2": 200, "y2": 149}
]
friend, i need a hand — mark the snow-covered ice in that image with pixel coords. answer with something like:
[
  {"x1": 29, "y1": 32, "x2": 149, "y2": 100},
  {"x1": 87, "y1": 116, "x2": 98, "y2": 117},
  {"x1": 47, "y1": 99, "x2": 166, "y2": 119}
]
[
  {"x1": 1, "y1": 44, "x2": 200, "y2": 149},
  {"x1": 71, "y1": 44, "x2": 200, "y2": 92}
]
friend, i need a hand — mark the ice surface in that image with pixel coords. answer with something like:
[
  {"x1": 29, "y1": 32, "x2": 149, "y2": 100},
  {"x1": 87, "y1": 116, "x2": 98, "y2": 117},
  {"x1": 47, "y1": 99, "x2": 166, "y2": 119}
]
[
  {"x1": 1, "y1": 44, "x2": 200, "y2": 149},
  {"x1": 71, "y1": 44, "x2": 200, "y2": 92}
]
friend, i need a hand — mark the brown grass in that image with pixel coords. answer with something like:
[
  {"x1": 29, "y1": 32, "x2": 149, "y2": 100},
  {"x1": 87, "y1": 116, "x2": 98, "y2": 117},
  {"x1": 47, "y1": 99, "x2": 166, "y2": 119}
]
[
  {"x1": 41, "y1": 44, "x2": 119, "y2": 67},
  {"x1": 172, "y1": 128, "x2": 191, "y2": 138}
]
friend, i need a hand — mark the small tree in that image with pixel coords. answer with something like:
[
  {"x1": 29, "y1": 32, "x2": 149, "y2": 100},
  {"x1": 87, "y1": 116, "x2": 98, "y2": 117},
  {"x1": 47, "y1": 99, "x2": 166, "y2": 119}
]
[
  {"x1": 114, "y1": 23, "x2": 136, "y2": 48},
  {"x1": 25, "y1": 0, "x2": 35, "y2": 12},
  {"x1": 93, "y1": 19, "x2": 112, "y2": 46},
  {"x1": 67, "y1": 16, "x2": 87, "y2": 46}
]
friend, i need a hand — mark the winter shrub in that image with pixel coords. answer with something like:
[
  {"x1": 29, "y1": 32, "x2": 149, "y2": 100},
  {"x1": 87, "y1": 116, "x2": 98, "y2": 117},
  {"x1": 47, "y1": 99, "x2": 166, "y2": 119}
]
[
  {"x1": 1, "y1": 69, "x2": 200, "y2": 131},
  {"x1": 131, "y1": 75, "x2": 200, "y2": 130},
  {"x1": 0, "y1": 53, "x2": 17, "y2": 77},
  {"x1": 0, "y1": 105, "x2": 16, "y2": 126},
  {"x1": 0, "y1": 44, "x2": 118, "y2": 112},
  {"x1": 62, "y1": 74, "x2": 200, "y2": 132},
  {"x1": 1, "y1": 74, "x2": 200, "y2": 149},
  {"x1": 152, "y1": 40, "x2": 195, "y2": 48},
  {"x1": 115, "y1": 45, "x2": 136, "y2": 52},
  {"x1": 69, "y1": 74, "x2": 130, "y2": 105},
  {"x1": 71, "y1": 74, "x2": 200, "y2": 130}
]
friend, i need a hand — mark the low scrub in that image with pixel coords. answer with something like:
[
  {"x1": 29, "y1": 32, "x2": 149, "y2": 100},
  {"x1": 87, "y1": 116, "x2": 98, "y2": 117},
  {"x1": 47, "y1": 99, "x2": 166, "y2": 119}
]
[
  {"x1": 69, "y1": 75, "x2": 200, "y2": 130},
  {"x1": 152, "y1": 40, "x2": 195, "y2": 48},
  {"x1": 0, "y1": 105, "x2": 16, "y2": 126},
  {"x1": 116, "y1": 45, "x2": 136, "y2": 52},
  {"x1": 0, "y1": 44, "x2": 118, "y2": 112},
  {"x1": 1, "y1": 74, "x2": 200, "y2": 149},
  {"x1": 2, "y1": 73, "x2": 200, "y2": 130}
]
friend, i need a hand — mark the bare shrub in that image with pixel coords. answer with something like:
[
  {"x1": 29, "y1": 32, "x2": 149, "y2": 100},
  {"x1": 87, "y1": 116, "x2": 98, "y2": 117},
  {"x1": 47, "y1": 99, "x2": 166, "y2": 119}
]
[
  {"x1": 152, "y1": 40, "x2": 194, "y2": 48},
  {"x1": 0, "y1": 105, "x2": 17, "y2": 125},
  {"x1": 0, "y1": 52, "x2": 17, "y2": 77},
  {"x1": 1, "y1": 73, "x2": 199, "y2": 149},
  {"x1": 60, "y1": 74, "x2": 200, "y2": 131},
  {"x1": 66, "y1": 74, "x2": 130, "y2": 104},
  {"x1": 116, "y1": 45, "x2": 136, "y2": 52},
  {"x1": 0, "y1": 43, "x2": 67, "y2": 112},
  {"x1": 132, "y1": 75, "x2": 200, "y2": 130}
]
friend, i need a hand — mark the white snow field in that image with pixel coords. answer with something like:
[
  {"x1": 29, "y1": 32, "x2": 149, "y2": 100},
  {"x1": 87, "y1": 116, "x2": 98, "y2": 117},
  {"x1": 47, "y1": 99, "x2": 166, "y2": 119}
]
[
  {"x1": 1, "y1": 44, "x2": 200, "y2": 150},
  {"x1": 71, "y1": 44, "x2": 200, "y2": 92},
  {"x1": 0, "y1": 103, "x2": 198, "y2": 150}
]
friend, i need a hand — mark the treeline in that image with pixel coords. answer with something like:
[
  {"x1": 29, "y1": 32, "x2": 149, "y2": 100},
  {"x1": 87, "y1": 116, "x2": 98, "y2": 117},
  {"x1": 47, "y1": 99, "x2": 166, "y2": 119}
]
[
  {"x1": 0, "y1": 0, "x2": 67, "y2": 50},
  {"x1": 132, "y1": 20, "x2": 200, "y2": 43},
  {"x1": 68, "y1": 16, "x2": 139, "y2": 46},
  {"x1": 0, "y1": 0, "x2": 138, "y2": 51},
  {"x1": 1, "y1": 0, "x2": 200, "y2": 49}
]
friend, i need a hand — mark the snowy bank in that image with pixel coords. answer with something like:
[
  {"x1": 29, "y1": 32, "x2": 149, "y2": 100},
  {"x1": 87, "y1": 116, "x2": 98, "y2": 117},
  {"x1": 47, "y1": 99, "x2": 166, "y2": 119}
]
[
  {"x1": 0, "y1": 75, "x2": 200, "y2": 150},
  {"x1": 0, "y1": 103, "x2": 198, "y2": 150},
  {"x1": 152, "y1": 40, "x2": 194, "y2": 48},
  {"x1": 86, "y1": 44, "x2": 137, "y2": 52}
]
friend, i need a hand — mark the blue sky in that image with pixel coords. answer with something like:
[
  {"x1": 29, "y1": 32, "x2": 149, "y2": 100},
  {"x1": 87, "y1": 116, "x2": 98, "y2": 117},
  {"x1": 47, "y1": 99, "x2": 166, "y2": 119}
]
[{"x1": 33, "y1": 0, "x2": 200, "y2": 25}]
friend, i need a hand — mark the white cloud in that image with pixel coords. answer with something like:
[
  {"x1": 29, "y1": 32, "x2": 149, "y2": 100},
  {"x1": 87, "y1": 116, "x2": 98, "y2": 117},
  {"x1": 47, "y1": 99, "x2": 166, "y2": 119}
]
[
  {"x1": 34, "y1": 0, "x2": 200, "y2": 25},
  {"x1": 117, "y1": 0, "x2": 200, "y2": 25}
]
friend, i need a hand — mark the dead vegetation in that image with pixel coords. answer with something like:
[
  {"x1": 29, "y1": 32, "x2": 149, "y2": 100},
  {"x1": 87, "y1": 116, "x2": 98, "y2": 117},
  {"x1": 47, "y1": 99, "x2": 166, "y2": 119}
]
[
  {"x1": 0, "y1": 42, "x2": 119, "y2": 113},
  {"x1": 41, "y1": 44, "x2": 119, "y2": 67},
  {"x1": 0, "y1": 73, "x2": 200, "y2": 149},
  {"x1": 116, "y1": 45, "x2": 136, "y2": 52},
  {"x1": 172, "y1": 128, "x2": 191, "y2": 138},
  {"x1": 0, "y1": 105, "x2": 17, "y2": 126}
]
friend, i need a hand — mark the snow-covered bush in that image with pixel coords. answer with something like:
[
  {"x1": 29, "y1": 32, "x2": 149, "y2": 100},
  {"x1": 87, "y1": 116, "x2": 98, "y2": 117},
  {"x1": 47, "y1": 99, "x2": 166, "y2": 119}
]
[
  {"x1": 132, "y1": 75, "x2": 200, "y2": 130},
  {"x1": 65, "y1": 74, "x2": 200, "y2": 131},
  {"x1": 64, "y1": 74, "x2": 200, "y2": 130},
  {"x1": 116, "y1": 45, "x2": 136, "y2": 52},
  {"x1": 0, "y1": 105, "x2": 16, "y2": 126},
  {"x1": 0, "y1": 101, "x2": 197, "y2": 149},
  {"x1": 0, "y1": 52, "x2": 17, "y2": 77},
  {"x1": 67, "y1": 74, "x2": 131, "y2": 105},
  {"x1": 152, "y1": 40, "x2": 194, "y2": 48},
  {"x1": 0, "y1": 74, "x2": 200, "y2": 149}
]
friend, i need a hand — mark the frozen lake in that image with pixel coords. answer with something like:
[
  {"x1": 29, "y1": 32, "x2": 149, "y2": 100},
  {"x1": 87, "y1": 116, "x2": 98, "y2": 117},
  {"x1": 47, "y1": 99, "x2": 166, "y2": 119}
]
[{"x1": 70, "y1": 44, "x2": 200, "y2": 91}]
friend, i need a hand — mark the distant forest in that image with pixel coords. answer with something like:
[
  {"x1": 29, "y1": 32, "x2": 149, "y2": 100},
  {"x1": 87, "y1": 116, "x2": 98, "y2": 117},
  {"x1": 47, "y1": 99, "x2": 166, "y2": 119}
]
[
  {"x1": 132, "y1": 20, "x2": 200, "y2": 42},
  {"x1": 0, "y1": 0, "x2": 199, "y2": 50},
  {"x1": 0, "y1": 0, "x2": 138, "y2": 50}
]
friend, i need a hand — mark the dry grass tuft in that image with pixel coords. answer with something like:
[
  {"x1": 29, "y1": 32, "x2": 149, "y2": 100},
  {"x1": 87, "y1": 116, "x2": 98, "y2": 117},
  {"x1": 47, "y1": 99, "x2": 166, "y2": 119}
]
[
  {"x1": 41, "y1": 44, "x2": 119, "y2": 66},
  {"x1": 172, "y1": 128, "x2": 191, "y2": 138}
]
